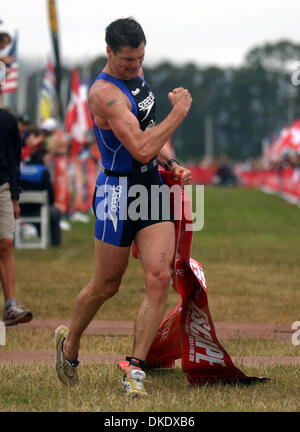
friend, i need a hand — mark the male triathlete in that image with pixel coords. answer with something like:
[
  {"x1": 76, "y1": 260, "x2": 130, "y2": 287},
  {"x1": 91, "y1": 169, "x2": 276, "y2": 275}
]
[{"x1": 55, "y1": 17, "x2": 192, "y2": 397}]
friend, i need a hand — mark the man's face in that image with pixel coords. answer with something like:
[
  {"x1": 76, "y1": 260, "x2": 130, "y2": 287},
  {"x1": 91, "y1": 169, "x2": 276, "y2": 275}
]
[{"x1": 107, "y1": 42, "x2": 145, "y2": 80}]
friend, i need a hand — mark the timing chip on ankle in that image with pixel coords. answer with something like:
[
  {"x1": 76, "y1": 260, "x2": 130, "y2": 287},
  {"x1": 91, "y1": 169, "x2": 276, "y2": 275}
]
[{"x1": 126, "y1": 356, "x2": 146, "y2": 370}]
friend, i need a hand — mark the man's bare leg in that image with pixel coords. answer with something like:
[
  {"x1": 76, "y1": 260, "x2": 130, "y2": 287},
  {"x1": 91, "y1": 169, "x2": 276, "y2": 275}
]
[
  {"x1": 63, "y1": 239, "x2": 131, "y2": 361},
  {"x1": 127, "y1": 222, "x2": 175, "y2": 374}
]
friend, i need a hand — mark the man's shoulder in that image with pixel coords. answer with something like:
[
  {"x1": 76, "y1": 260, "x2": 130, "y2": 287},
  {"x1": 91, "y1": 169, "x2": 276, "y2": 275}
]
[
  {"x1": 89, "y1": 79, "x2": 127, "y2": 115},
  {"x1": 89, "y1": 78, "x2": 122, "y2": 100}
]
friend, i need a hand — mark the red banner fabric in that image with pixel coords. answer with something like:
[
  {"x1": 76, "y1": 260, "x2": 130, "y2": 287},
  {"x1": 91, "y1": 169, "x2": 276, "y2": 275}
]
[
  {"x1": 126, "y1": 170, "x2": 266, "y2": 384},
  {"x1": 187, "y1": 165, "x2": 216, "y2": 184},
  {"x1": 51, "y1": 156, "x2": 99, "y2": 214},
  {"x1": 238, "y1": 167, "x2": 300, "y2": 202},
  {"x1": 53, "y1": 156, "x2": 70, "y2": 214}
]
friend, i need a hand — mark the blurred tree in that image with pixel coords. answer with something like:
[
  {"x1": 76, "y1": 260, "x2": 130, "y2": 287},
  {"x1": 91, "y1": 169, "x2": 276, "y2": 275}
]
[{"x1": 244, "y1": 40, "x2": 300, "y2": 71}]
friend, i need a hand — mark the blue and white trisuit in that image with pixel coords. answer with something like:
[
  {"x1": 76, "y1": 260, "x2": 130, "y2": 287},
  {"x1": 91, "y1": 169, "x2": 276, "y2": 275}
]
[{"x1": 91, "y1": 72, "x2": 174, "y2": 247}]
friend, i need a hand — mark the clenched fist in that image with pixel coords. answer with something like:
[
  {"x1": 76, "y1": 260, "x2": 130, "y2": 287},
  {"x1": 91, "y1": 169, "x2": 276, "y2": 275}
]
[{"x1": 168, "y1": 87, "x2": 192, "y2": 117}]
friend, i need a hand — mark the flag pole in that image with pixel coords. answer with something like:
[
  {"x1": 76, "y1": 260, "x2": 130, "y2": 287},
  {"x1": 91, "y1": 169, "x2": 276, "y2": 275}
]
[{"x1": 47, "y1": 0, "x2": 63, "y2": 126}]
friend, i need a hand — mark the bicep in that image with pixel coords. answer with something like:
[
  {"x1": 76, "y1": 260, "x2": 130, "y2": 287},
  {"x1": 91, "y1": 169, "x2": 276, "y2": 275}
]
[
  {"x1": 106, "y1": 105, "x2": 143, "y2": 159},
  {"x1": 90, "y1": 85, "x2": 143, "y2": 159}
]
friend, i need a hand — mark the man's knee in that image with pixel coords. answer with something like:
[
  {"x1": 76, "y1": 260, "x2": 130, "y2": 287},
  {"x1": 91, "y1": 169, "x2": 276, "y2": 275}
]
[
  {"x1": 145, "y1": 268, "x2": 171, "y2": 303},
  {"x1": 103, "y1": 277, "x2": 122, "y2": 298},
  {"x1": 146, "y1": 268, "x2": 171, "y2": 287},
  {"x1": 0, "y1": 238, "x2": 13, "y2": 258},
  {"x1": 91, "y1": 276, "x2": 122, "y2": 302}
]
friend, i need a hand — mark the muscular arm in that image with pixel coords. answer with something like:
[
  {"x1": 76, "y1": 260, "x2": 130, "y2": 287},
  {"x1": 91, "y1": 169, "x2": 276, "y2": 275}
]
[
  {"x1": 89, "y1": 82, "x2": 192, "y2": 164},
  {"x1": 157, "y1": 142, "x2": 175, "y2": 167}
]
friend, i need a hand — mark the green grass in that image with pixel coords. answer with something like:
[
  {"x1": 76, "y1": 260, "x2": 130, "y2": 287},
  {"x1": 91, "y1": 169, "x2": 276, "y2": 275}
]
[
  {"x1": 191, "y1": 186, "x2": 300, "y2": 323},
  {"x1": 0, "y1": 186, "x2": 300, "y2": 412},
  {"x1": 9, "y1": 186, "x2": 300, "y2": 323},
  {"x1": 0, "y1": 364, "x2": 299, "y2": 412}
]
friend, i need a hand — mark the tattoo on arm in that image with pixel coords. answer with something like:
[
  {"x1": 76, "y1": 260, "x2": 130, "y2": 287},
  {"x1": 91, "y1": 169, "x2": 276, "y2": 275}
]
[
  {"x1": 159, "y1": 252, "x2": 167, "y2": 264},
  {"x1": 107, "y1": 99, "x2": 117, "y2": 107},
  {"x1": 124, "y1": 121, "x2": 133, "y2": 132}
]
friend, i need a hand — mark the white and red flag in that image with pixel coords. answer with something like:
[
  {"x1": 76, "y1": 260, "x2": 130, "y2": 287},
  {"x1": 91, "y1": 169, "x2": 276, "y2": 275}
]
[
  {"x1": 80, "y1": 76, "x2": 93, "y2": 130},
  {"x1": 285, "y1": 120, "x2": 300, "y2": 152},
  {"x1": 268, "y1": 119, "x2": 300, "y2": 162},
  {"x1": 65, "y1": 69, "x2": 92, "y2": 157}
]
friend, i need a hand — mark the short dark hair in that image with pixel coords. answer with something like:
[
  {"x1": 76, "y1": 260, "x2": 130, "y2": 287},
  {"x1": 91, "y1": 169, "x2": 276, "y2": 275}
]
[{"x1": 105, "y1": 17, "x2": 146, "y2": 54}]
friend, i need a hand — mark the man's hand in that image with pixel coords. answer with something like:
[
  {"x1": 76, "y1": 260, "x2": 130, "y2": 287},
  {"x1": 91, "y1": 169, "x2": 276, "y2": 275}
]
[
  {"x1": 169, "y1": 162, "x2": 192, "y2": 185},
  {"x1": 168, "y1": 87, "x2": 192, "y2": 118},
  {"x1": 12, "y1": 199, "x2": 20, "y2": 219}
]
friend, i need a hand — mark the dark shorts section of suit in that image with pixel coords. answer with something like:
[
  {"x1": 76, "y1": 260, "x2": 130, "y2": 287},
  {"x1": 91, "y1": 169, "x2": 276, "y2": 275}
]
[{"x1": 93, "y1": 168, "x2": 174, "y2": 247}]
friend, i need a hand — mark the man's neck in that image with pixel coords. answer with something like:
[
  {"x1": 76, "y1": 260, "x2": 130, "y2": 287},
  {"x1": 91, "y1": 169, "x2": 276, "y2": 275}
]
[{"x1": 103, "y1": 63, "x2": 121, "y2": 80}]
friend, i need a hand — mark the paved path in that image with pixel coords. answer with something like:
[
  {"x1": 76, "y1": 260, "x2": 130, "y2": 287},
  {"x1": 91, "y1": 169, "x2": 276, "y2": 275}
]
[
  {"x1": 1, "y1": 320, "x2": 297, "y2": 366},
  {"x1": 6, "y1": 320, "x2": 294, "y2": 339}
]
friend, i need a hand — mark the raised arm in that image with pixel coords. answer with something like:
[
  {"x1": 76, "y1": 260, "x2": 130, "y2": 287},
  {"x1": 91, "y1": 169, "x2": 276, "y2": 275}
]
[{"x1": 89, "y1": 82, "x2": 192, "y2": 164}]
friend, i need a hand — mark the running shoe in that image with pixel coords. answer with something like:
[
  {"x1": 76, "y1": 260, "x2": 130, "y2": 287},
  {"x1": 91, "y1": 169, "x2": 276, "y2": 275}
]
[
  {"x1": 122, "y1": 369, "x2": 148, "y2": 398},
  {"x1": 54, "y1": 325, "x2": 79, "y2": 386},
  {"x1": 3, "y1": 304, "x2": 33, "y2": 326}
]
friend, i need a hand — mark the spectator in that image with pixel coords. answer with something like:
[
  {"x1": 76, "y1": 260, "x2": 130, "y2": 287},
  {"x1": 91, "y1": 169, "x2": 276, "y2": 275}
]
[
  {"x1": 216, "y1": 156, "x2": 238, "y2": 186},
  {"x1": 16, "y1": 115, "x2": 30, "y2": 145},
  {"x1": 0, "y1": 107, "x2": 33, "y2": 326},
  {"x1": 19, "y1": 148, "x2": 62, "y2": 247},
  {"x1": 20, "y1": 125, "x2": 46, "y2": 161},
  {"x1": 41, "y1": 118, "x2": 69, "y2": 156}
]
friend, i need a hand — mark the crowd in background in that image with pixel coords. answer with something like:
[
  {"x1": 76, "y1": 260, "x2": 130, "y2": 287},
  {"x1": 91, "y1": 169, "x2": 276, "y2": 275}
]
[{"x1": 17, "y1": 115, "x2": 99, "y2": 163}]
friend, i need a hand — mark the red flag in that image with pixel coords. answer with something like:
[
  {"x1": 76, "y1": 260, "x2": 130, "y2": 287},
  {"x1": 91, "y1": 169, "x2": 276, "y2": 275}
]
[
  {"x1": 65, "y1": 69, "x2": 88, "y2": 157},
  {"x1": 80, "y1": 77, "x2": 93, "y2": 130},
  {"x1": 287, "y1": 120, "x2": 300, "y2": 152},
  {"x1": 269, "y1": 120, "x2": 300, "y2": 162}
]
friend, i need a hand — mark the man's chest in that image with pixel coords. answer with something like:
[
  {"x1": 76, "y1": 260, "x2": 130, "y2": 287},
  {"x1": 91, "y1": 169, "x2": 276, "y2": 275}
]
[{"x1": 124, "y1": 78, "x2": 156, "y2": 129}]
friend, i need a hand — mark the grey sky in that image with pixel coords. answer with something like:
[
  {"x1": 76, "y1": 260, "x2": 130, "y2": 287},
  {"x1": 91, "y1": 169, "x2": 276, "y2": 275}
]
[{"x1": 1, "y1": 0, "x2": 300, "y2": 67}]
